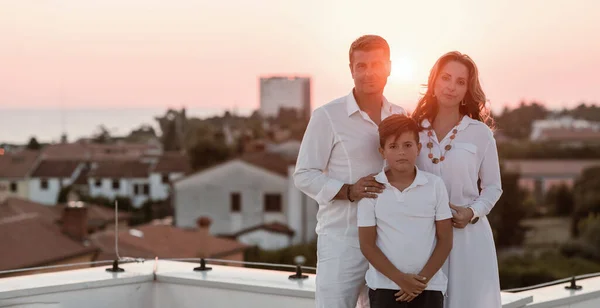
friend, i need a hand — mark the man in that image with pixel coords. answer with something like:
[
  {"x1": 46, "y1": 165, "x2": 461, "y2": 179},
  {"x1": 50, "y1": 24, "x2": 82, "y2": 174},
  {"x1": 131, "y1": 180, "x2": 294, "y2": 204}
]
[{"x1": 294, "y1": 35, "x2": 406, "y2": 308}]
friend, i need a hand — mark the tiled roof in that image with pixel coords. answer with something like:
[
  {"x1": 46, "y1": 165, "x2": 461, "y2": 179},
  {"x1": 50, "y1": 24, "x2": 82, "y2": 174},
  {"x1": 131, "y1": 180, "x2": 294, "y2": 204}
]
[
  {"x1": 31, "y1": 160, "x2": 81, "y2": 178},
  {"x1": 0, "y1": 197, "x2": 59, "y2": 221},
  {"x1": 0, "y1": 150, "x2": 40, "y2": 178},
  {"x1": 239, "y1": 152, "x2": 294, "y2": 177},
  {"x1": 0, "y1": 215, "x2": 99, "y2": 272},
  {"x1": 53, "y1": 203, "x2": 131, "y2": 231},
  {"x1": 90, "y1": 223, "x2": 249, "y2": 260},
  {"x1": 41, "y1": 142, "x2": 161, "y2": 161},
  {"x1": 88, "y1": 161, "x2": 150, "y2": 178},
  {"x1": 152, "y1": 152, "x2": 191, "y2": 174}
]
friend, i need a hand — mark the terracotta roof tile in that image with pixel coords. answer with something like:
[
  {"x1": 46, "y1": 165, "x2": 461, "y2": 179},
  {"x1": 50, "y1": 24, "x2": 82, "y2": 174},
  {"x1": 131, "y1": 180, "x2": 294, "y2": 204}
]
[
  {"x1": 239, "y1": 152, "x2": 294, "y2": 177},
  {"x1": 31, "y1": 160, "x2": 81, "y2": 178},
  {"x1": 152, "y1": 152, "x2": 191, "y2": 174},
  {"x1": 89, "y1": 161, "x2": 150, "y2": 178},
  {"x1": 0, "y1": 216, "x2": 98, "y2": 272},
  {"x1": 0, "y1": 150, "x2": 40, "y2": 178},
  {"x1": 90, "y1": 223, "x2": 249, "y2": 259},
  {"x1": 0, "y1": 197, "x2": 59, "y2": 221}
]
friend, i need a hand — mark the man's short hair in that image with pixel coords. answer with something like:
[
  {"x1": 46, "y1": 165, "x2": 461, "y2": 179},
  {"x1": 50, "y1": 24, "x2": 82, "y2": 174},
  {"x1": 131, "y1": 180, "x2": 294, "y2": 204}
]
[
  {"x1": 378, "y1": 114, "x2": 420, "y2": 148},
  {"x1": 349, "y1": 35, "x2": 390, "y2": 65}
]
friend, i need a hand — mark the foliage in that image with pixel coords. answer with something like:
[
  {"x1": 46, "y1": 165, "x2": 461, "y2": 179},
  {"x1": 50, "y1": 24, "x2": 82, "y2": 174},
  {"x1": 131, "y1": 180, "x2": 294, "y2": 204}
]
[
  {"x1": 571, "y1": 166, "x2": 600, "y2": 237},
  {"x1": 26, "y1": 137, "x2": 41, "y2": 150},
  {"x1": 545, "y1": 184, "x2": 575, "y2": 217},
  {"x1": 499, "y1": 251, "x2": 600, "y2": 289},
  {"x1": 488, "y1": 165, "x2": 527, "y2": 248},
  {"x1": 494, "y1": 101, "x2": 549, "y2": 140}
]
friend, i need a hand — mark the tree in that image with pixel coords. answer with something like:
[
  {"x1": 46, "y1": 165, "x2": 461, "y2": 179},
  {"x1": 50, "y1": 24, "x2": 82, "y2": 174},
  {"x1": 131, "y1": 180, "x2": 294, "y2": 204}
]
[
  {"x1": 187, "y1": 137, "x2": 232, "y2": 171},
  {"x1": 92, "y1": 125, "x2": 112, "y2": 144},
  {"x1": 545, "y1": 184, "x2": 575, "y2": 216},
  {"x1": 488, "y1": 165, "x2": 527, "y2": 248},
  {"x1": 26, "y1": 137, "x2": 41, "y2": 150},
  {"x1": 495, "y1": 101, "x2": 549, "y2": 140},
  {"x1": 571, "y1": 166, "x2": 600, "y2": 237}
]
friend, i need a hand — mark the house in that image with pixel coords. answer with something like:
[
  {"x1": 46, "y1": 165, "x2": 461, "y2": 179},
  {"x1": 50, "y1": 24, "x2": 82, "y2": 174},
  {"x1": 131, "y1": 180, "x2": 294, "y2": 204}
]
[
  {"x1": 28, "y1": 160, "x2": 85, "y2": 205},
  {"x1": 503, "y1": 159, "x2": 600, "y2": 203},
  {"x1": 87, "y1": 160, "x2": 151, "y2": 208},
  {"x1": 0, "y1": 197, "x2": 130, "y2": 235},
  {"x1": 0, "y1": 205, "x2": 100, "y2": 278},
  {"x1": 90, "y1": 216, "x2": 248, "y2": 262},
  {"x1": 149, "y1": 152, "x2": 191, "y2": 201},
  {"x1": 173, "y1": 152, "x2": 318, "y2": 249},
  {"x1": 0, "y1": 150, "x2": 40, "y2": 202},
  {"x1": 40, "y1": 141, "x2": 163, "y2": 162}
]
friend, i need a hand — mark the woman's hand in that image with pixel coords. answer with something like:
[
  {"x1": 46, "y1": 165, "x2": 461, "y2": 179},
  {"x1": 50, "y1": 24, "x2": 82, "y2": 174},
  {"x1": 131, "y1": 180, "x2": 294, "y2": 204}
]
[{"x1": 449, "y1": 204, "x2": 474, "y2": 228}]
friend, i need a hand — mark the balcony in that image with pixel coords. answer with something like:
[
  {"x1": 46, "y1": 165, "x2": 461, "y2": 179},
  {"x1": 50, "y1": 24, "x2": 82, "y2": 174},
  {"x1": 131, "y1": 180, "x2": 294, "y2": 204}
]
[{"x1": 1, "y1": 259, "x2": 599, "y2": 307}]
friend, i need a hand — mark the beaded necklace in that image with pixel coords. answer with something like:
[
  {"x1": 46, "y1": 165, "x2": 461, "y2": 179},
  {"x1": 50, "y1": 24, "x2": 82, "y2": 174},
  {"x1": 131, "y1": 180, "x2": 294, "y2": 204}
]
[{"x1": 426, "y1": 119, "x2": 462, "y2": 164}]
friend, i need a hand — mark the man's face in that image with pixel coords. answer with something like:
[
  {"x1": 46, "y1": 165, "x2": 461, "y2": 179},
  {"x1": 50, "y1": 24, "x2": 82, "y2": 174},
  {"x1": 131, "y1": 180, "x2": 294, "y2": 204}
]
[{"x1": 349, "y1": 49, "x2": 391, "y2": 95}]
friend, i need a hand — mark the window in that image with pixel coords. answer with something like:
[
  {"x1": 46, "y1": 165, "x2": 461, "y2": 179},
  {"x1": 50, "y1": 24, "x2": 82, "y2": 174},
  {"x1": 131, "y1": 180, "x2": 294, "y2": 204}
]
[
  {"x1": 230, "y1": 193, "x2": 241, "y2": 212},
  {"x1": 95, "y1": 179, "x2": 102, "y2": 187},
  {"x1": 161, "y1": 174, "x2": 170, "y2": 184},
  {"x1": 143, "y1": 184, "x2": 149, "y2": 195},
  {"x1": 10, "y1": 182, "x2": 17, "y2": 192},
  {"x1": 112, "y1": 179, "x2": 120, "y2": 190},
  {"x1": 264, "y1": 194, "x2": 282, "y2": 212},
  {"x1": 134, "y1": 185, "x2": 139, "y2": 195},
  {"x1": 40, "y1": 179, "x2": 48, "y2": 190}
]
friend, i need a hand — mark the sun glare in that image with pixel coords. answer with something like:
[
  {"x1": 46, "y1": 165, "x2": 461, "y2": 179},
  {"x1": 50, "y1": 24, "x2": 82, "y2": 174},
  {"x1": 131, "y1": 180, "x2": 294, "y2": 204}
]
[{"x1": 391, "y1": 56, "x2": 414, "y2": 83}]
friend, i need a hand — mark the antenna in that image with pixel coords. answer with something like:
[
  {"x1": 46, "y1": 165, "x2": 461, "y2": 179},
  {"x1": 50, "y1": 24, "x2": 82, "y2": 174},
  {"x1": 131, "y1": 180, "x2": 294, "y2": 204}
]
[{"x1": 106, "y1": 200, "x2": 124, "y2": 272}]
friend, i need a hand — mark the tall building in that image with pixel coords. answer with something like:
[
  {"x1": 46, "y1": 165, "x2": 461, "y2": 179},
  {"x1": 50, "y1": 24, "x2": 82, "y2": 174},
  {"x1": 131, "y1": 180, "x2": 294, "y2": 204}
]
[{"x1": 259, "y1": 76, "x2": 311, "y2": 120}]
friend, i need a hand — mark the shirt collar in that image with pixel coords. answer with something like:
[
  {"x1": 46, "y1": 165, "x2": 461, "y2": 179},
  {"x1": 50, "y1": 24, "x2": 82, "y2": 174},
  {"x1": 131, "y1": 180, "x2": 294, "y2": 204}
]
[
  {"x1": 421, "y1": 115, "x2": 478, "y2": 132},
  {"x1": 375, "y1": 165, "x2": 428, "y2": 189},
  {"x1": 346, "y1": 89, "x2": 392, "y2": 117}
]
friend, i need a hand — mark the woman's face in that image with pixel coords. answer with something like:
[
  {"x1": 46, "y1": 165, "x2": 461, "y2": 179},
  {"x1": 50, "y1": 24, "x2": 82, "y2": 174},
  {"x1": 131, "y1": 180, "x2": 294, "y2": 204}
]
[{"x1": 433, "y1": 60, "x2": 469, "y2": 109}]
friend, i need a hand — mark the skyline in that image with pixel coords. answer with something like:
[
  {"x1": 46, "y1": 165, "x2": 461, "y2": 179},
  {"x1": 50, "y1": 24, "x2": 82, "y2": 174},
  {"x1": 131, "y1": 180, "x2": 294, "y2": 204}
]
[{"x1": 1, "y1": 1, "x2": 600, "y2": 143}]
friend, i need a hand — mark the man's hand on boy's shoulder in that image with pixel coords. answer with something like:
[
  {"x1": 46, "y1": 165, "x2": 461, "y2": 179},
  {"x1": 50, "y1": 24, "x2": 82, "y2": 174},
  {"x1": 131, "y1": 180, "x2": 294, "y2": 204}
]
[
  {"x1": 392, "y1": 272, "x2": 427, "y2": 302},
  {"x1": 348, "y1": 174, "x2": 385, "y2": 201}
]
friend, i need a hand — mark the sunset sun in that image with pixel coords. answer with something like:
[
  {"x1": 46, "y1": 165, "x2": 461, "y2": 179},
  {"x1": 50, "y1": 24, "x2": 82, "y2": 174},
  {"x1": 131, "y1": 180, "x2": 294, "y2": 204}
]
[{"x1": 390, "y1": 56, "x2": 414, "y2": 83}]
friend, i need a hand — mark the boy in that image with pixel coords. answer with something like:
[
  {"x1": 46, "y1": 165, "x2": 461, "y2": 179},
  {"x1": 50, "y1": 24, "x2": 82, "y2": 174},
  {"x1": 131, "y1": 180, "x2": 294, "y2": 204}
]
[{"x1": 358, "y1": 114, "x2": 453, "y2": 308}]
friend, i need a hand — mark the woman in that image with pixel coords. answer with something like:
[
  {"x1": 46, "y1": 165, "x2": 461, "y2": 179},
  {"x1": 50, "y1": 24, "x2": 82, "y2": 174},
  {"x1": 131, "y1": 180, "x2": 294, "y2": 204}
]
[{"x1": 412, "y1": 51, "x2": 503, "y2": 308}]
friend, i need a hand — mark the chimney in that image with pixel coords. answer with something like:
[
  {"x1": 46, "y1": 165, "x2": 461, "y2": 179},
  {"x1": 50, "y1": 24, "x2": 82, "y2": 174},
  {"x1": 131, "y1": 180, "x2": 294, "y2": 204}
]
[
  {"x1": 196, "y1": 216, "x2": 212, "y2": 259},
  {"x1": 61, "y1": 201, "x2": 88, "y2": 241},
  {"x1": 197, "y1": 216, "x2": 212, "y2": 229}
]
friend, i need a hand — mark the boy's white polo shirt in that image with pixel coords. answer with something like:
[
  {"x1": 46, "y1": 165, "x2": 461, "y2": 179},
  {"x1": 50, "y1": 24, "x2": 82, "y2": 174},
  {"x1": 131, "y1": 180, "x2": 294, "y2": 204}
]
[{"x1": 357, "y1": 166, "x2": 452, "y2": 292}]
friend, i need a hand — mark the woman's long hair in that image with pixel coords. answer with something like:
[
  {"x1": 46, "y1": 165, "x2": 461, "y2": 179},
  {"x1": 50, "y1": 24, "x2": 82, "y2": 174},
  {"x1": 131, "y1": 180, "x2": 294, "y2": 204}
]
[{"x1": 411, "y1": 51, "x2": 494, "y2": 129}]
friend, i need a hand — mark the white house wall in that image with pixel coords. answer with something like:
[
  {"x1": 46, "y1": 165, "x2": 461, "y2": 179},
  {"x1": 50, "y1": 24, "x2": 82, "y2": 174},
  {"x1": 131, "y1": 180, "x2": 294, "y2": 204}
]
[
  {"x1": 28, "y1": 178, "x2": 63, "y2": 205},
  {"x1": 237, "y1": 229, "x2": 292, "y2": 251},
  {"x1": 149, "y1": 172, "x2": 184, "y2": 201},
  {"x1": 88, "y1": 178, "x2": 149, "y2": 208},
  {"x1": 174, "y1": 160, "x2": 288, "y2": 234}
]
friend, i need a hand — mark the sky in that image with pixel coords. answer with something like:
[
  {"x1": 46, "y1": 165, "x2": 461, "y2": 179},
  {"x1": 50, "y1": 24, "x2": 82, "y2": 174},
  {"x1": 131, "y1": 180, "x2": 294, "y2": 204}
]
[{"x1": 1, "y1": 0, "x2": 600, "y2": 116}]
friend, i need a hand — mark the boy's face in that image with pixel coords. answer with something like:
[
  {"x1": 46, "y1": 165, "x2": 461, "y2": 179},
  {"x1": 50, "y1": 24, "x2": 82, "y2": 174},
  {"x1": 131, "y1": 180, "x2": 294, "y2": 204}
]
[{"x1": 379, "y1": 131, "x2": 421, "y2": 174}]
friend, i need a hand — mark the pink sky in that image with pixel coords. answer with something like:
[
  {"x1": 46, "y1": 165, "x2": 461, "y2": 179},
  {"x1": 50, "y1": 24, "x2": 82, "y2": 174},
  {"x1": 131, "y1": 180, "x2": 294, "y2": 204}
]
[{"x1": 1, "y1": 0, "x2": 599, "y2": 114}]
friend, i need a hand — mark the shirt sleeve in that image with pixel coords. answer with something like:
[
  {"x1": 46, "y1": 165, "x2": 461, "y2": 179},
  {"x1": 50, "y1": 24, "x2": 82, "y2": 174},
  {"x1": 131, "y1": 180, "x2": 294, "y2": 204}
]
[
  {"x1": 470, "y1": 134, "x2": 503, "y2": 218},
  {"x1": 357, "y1": 197, "x2": 377, "y2": 227},
  {"x1": 293, "y1": 107, "x2": 345, "y2": 205},
  {"x1": 435, "y1": 177, "x2": 453, "y2": 221}
]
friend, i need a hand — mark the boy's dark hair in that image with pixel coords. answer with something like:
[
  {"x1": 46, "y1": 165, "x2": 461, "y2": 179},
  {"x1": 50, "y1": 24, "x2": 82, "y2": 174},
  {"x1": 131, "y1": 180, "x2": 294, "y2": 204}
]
[{"x1": 378, "y1": 114, "x2": 420, "y2": 148}]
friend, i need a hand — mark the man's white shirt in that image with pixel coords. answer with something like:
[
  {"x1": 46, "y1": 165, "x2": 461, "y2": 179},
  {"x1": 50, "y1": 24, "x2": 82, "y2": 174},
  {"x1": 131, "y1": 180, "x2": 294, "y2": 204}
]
[
  {"x1": 293, "y1": 91, "x2": 406, "y2": 246},
  {"x1": 357, "y1": 167, "x2": 452, "y2": 292}
]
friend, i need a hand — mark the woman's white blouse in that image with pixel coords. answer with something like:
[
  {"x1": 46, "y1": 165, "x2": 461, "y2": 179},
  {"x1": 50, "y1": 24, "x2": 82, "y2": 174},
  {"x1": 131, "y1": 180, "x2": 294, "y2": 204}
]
[{"x1": 416, "y1": 115, "x2": 503, "y2": 218}]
